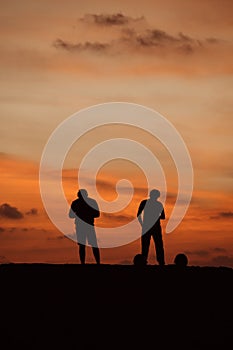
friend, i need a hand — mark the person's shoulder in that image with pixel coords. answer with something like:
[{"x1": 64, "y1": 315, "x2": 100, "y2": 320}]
[
  {"x1": 87, "y1": 197, "x2": 98, "y2": 205},
  {"x1": 157, "y1": 200, "x2": 164, "y2": 208},
  {"x1": 139, "y1": 199, "x2": 147, "y2": 206}
]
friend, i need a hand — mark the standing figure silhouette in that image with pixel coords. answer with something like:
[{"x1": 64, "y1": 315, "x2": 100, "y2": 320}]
[
  {"x1": 69, "y1": 189, "x2": 100, "y2": 264},
  {"x1": 137, "y1": 189, "x2": 165, "y2": 266}
]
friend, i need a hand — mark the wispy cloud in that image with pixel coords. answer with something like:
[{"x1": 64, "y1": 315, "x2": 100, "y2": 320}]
[
  {"x1": 26, "y1": 208, "x2": 38, "y2": 216},
  {"x1": 210, "y1": 211, "x2": 233, "y2": 220},
  {"x1": 101, "y1": 212, "x2": 135, "y2": 223},
  {"x1": 79, "y1": 13, "x2": 144, "y2": 26},
  {"x1": 135, "y1": 29, "x2": 199, "y2": 51},
  {"x1": 213, "y1": 247, "x2": 227, "y2": 253},
  {"x1": 53, "y1": 38, "x2": 110, "y2": 53},
  {"x1": 47, "y1": 235, "x2": 65, "y2": 241},
  {"x1": 211, "y1": 255, "x2": 233, "y2": 267},
  {"x1": 53, "y1": 13, "x2": 224, "y2": 56},
  {"x1": 184, "y1": 249, "x2": 209, "y2": 257},
  {"x1": 219, "y1": 211, "x2": 233, "y2": 218}
]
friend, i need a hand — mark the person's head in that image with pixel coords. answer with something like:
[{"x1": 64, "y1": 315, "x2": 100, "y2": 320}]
[
  {"x1": 149, "y1": 189, "x2": 160, "y2": 200},
  {"x1": 77, "y1": 189, "x2": 88, "y2": 199}
]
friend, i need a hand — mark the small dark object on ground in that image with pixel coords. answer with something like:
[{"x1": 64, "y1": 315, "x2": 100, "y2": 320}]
[
  {"x1": 133, "y1": 253, "x2": 147, "y2": 266},
  {"x1": 174, "y1": 253, "x2": 188, "y2": 267}
]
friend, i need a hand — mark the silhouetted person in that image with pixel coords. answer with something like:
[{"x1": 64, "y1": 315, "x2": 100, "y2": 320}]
[
  {"x1": 69, "y1": 189, "x2": 100, "y2": 264},
  {"x1": 137, "y1": 189, "x2": 165, "y2": 266},
  {"x1": 174, "y1": 253, "x2": 188, "y2": 268}
]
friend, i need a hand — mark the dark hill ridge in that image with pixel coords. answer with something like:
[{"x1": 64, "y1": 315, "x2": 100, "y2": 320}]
[{"x1": 0, "y1": 263, "x2": 233, "y2": 349}]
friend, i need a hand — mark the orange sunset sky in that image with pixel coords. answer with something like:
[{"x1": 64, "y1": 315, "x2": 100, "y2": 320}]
[{"x1": 0, "y1": 0, "x2": 233, "y2": 266}]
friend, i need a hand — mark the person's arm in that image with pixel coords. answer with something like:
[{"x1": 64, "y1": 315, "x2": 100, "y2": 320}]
[
  {"x1": 69, "y1": 202, "x2": 76, "y2": 219},
  {"x1": 92, "y1": 200, "x2": 100, "y2": 218},
  {"x1": 137, "y1": 200, "x2": 146, "y2": 227}
]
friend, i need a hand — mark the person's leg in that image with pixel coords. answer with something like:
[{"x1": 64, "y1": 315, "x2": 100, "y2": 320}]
[
  {"x1": 87, "y1": 226, "x2": 100, "y2": 264},
  {"x1": 141, "y1": 232, "x2": 151, "y2": 262},
  {"x1": 92, "y1": 247, "x2": 100, "y2": 264},
  {"x1": 79, "y1": 244, "x2": 86, "y2": 264},
  {"x1": 152, "y1": 228, "x2": 165, "y2": 266},
  {"x1": 76, "y1": 222, "x2": 86, "y2": 264}
]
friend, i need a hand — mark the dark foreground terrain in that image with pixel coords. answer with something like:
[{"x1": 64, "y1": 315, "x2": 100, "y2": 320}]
[{"x1": 0, "y1": 263, "x2": 232, "y2": 349}]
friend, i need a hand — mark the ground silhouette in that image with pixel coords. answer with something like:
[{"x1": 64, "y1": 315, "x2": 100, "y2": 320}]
[{"x1": 0, "y1": 263, "x2": 232, "y2": 349}]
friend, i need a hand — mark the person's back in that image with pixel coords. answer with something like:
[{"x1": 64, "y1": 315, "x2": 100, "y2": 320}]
[
  {"x1": 142, "y1": 198, "x2": 164, "y2": 232},
  {"x1": 71, "y1": 196, "x2": 99, "y2": 225}
]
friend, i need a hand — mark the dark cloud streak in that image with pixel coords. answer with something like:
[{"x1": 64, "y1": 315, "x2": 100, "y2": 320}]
[
  {"x1": 101, "y1": 212, "x2": 134, "y2": 223},
  {"x1": 184, "y1": 249, "x2": 209, "y2": 257},
  {"x1": 26, "y1": 208, "x2": 38, "y2": 216},
  {"x1": 0, "y1": 203, "x2": 23, "y2": 220},
  {"x1": 79, "y1": 13, "x2": 144, "y2": 26},
  {"x1": 213, "y1": 247, "x2": 227, "y2": 253},
  {"x1": 219, "y1": 211, "x2": 233, "y2": 218},
  {"x1": 210, "y1": 211, "x2": 233, "y2": 219},
  {"x1": 211, "y1": 255, "x2": 233, "y2": 266},
  {"x1": 53, "y1": 38, "x2": 110, "y2": 53},
  {"x1": 53, "y1": 13, "x2": 223, "y2": 56}
]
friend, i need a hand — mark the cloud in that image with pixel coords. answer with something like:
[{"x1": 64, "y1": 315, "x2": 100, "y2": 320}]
[
  {"x1": 135, "y1": 30, "x2": 197, "y2": 51},
  {"x1": 47, "y1": 235, "x2": 65, "y2": 241},
  {"x1": 0, "y1": 256, "x2": 11, "y2": 264},
  {"x1": 184, "y1": 249, "x2": 209, "y2": 257},
  {"x1": 53, "y1": 13, "x2": 223, "y2": 56},
  {"x1": 26, "y1": 208, "x2": 38, "y2": 216},
  {"x1": 219, "y1": 211, "x2": 233, "y2": 218},
  {"x1": 79, "y1": 13, "x2": 144, "y2": 26},
  {"x1": 210, "y1": 211, "x2": 233, "y2": 219},
  {"x1": 93, "y1": 178, "x2": 121, "y2": 190},
  {"x1": 99, "y1": 182, "x2": 145, "y2": 194},
  {"x1": 121, "y1": 29, "x2": 208, "y2": 55},
  {"x1": 101, "y1": 212, "x2": 134, "y2": 223},
  {"x1": 0, "y1": 203, "x2": 23, "y2": 219},
  {"x1": 205, "y1": 37, "x2": 225, "y2": 45},
  {"x1": 119, "y1": 259, "x2": 132, "y2": 265},
  {"x1": 185, "y1": 249, "x2": 233, "y2": 268},
  {"x1": 211, "y1": 255, "x2": 233, "y2": 267},
  {"x1": 53, "y1": 38, "x2": 110, "y2": 53},
  {"x1": 0, "y1": 227, "x2": 5, "y2": 233},
  {"x1": 0, "y1": 152, "x2": 8, "y2": 157},
  {"x1": 86, "y1": 177, "x2": 148, "y2": 197},
  {"x1": 65, "y1": 232, "x2": 76, "y2": 241},
  {"x1": 213, "y1": 247, "x2": 227, "y2": 253}
]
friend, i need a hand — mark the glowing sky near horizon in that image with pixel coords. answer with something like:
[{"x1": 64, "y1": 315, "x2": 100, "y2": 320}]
[{"x1": 0, "y1": 0, "x2": 232, "y2": 266}]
